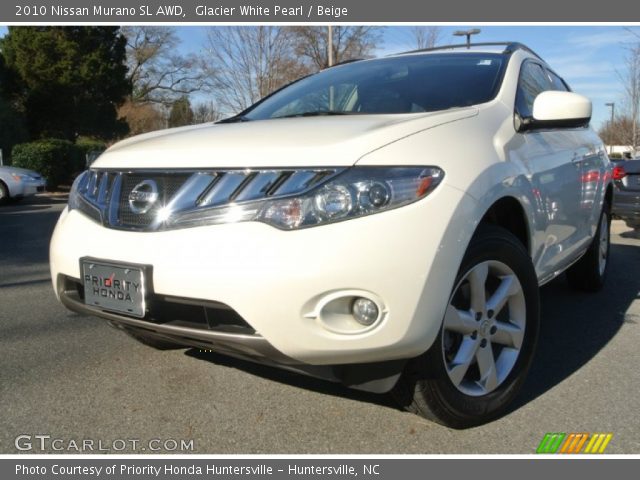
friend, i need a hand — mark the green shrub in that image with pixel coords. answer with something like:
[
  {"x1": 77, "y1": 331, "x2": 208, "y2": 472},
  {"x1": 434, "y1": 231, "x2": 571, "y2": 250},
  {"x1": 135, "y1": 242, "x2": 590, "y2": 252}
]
[
  {"x1": 12, "y1": 139, "x2": 83, "y2": 188},
  {"x1": 75, "y1": 138, "x2": 107, "y2": 168},
  {"x1": 76, "y1": 137, "x2": 107, "y2": 156}
]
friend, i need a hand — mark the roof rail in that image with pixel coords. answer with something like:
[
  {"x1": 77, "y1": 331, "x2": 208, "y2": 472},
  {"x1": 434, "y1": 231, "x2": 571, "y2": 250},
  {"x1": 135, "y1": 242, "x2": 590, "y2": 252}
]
[{"x1": 396, "y1": 42, "x2": 543, "y2": 60}]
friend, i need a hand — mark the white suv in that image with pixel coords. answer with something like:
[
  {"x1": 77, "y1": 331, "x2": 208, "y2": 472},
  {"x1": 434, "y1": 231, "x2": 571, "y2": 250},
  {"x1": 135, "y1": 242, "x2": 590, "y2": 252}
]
[{"x1": 50, "y1": 43, "x2": 612, "y2": 428}]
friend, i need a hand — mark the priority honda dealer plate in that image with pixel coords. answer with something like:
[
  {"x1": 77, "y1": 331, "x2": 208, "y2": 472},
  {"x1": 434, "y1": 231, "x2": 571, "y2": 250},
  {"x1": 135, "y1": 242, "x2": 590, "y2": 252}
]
[{"x1": 81, "y1": 260, "x2": 146, "y2": 318}]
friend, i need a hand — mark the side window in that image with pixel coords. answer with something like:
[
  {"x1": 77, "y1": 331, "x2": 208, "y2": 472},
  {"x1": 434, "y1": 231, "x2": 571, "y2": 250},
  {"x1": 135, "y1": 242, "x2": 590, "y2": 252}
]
[
  {"x1": 547, "y1": 69, "x2": 570, "y2": 92},
  {"x1": 515, "y1": 62, "x2": 552, "y2": 118}
]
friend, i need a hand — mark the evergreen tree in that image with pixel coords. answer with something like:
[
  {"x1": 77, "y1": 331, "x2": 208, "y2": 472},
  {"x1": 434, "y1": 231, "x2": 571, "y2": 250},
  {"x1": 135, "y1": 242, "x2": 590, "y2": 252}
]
[
  {"x1": 0, "y1": 27, "x2": 131, "y2": 141},
  {"x1": 168, "y1": 96, "x2": 194, "y2": 128}
]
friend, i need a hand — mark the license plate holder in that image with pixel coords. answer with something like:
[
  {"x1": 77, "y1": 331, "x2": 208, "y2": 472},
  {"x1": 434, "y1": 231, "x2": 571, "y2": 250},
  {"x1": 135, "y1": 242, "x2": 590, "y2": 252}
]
[{"x1": 81, "y1": 258, "x2": 148, "y2": 318}]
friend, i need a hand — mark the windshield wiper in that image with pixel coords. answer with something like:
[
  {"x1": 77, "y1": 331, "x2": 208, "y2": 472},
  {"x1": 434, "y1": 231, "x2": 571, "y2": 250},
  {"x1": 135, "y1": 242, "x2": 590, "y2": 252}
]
[
  {"x1": 216, "y1": 115, "x2": 252, "y2": 124},
  {"x1": 274, "y1": 111, "x2": 351, "y2": 119}
]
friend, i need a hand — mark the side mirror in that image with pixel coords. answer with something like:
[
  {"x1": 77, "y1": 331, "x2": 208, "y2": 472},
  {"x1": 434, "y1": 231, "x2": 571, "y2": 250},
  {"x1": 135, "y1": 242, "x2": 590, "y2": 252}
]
[{"x1": 523, "y1": 91, "x2": 592, "y2": 130}]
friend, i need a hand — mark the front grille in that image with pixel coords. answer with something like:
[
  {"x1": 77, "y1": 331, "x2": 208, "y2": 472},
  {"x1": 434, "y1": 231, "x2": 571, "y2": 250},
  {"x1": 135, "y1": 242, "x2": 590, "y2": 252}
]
[
  {"x1": 118, "y1": 173, "x2": 190, "y2": 227},
  {"x1": 74, "y1": 168, "x2": 341, "y2": 232}
]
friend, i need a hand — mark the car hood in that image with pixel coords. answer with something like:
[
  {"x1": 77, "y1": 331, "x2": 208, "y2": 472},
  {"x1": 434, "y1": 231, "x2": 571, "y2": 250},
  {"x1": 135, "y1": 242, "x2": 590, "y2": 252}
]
[
  {"x1": 0, "y1": 166, "x2": 41, "y2": 177},
  {"x1": 94, "y1": 108, "x2": 478, "y2": 169}
]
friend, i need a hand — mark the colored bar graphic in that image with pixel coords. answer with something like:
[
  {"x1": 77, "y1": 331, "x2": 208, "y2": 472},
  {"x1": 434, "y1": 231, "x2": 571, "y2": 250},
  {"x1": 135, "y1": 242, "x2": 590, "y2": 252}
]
[
  {"x1": 584, "y1": 433, "x2": 614, "y2": 454},
  {"x1": 568, "y1": 433, "x2": 583, "y2": 453},
  {"x1": 572, "y1": 433, "x2": 589, "y2": 453},
  {"x1": 559, "y1": 433, "x2": 575, "y2": 453},
  {"x1": 536, "y1": 433, "x2": 566, "y2": 453},
  {"x1": 536, "y1": 433, "x2": 553, "y2": 453},
  {"x1": 549, "y1": 433, "x2": 566, "y2": 453},
  {"x1": 537, "y1": 433, "x2": 613, "y2": 454},
  {"x1": 584, "y1": 434, "x2": 598, "y2": 453},
  {"x1": 598, "y1": 434, "x2": 613, "y2": 453}
]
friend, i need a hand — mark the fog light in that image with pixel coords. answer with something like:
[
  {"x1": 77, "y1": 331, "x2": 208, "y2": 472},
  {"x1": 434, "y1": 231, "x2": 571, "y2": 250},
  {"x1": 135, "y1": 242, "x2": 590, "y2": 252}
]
[{"x1": 352, "y1": 298, "x2": 379, "y2": 326}]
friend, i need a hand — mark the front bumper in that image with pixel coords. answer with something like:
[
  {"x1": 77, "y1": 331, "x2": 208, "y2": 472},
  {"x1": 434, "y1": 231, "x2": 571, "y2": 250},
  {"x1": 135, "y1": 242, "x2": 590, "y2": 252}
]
[
  {"x1": 51, "y1": 183, "x2": 474, "y2": 367},
  {"x1": 8, "y1": 178, "x2": 46, "y2": 197},
  {"x1": 57, "y1": 277, "x2": 406, "y2": 392}
]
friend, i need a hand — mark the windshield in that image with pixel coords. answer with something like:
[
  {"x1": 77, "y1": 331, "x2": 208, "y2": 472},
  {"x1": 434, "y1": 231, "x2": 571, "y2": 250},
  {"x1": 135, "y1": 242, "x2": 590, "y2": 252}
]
[{"x1": 242, "y1": 53, "x2": 507, "y2": 121}]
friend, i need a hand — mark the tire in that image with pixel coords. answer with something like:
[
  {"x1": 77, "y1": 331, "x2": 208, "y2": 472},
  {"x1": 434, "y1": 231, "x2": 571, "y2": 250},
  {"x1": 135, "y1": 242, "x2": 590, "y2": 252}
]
[
  {"x1": 566, "y1": 205, "x2": 610, "y2": 292},
  {"x1": 123, "y1": 328, "x2": 185, "y2": 350},
  {"x1": 0, "y1": 181, "x2": 9, "y2": 205},
  {"x1": 392, "y1": 224, "x2": 540, "y2": 428}
]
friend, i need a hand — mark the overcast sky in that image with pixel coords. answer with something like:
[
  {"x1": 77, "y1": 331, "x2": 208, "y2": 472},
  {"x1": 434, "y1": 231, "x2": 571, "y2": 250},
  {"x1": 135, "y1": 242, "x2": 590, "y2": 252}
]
[{"x1": 1, "y1": 25, "x2": 638, "y2": 129}]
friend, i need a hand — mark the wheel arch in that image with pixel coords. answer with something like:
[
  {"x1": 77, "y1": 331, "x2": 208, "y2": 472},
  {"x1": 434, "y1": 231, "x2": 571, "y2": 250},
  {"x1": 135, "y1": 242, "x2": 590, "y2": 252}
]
[
  {"x1": 477, "y1": 196, "x2": 532, "y2": 256},
  {"x1": 0, "y1": 179, "x2": 11, "y2": 200},
  {"x1": 604, "y1": 182, "x2": 613, "y2": 211},
  {"x1": 405, "y1": 190, "x2": 534, "y2": 362}
]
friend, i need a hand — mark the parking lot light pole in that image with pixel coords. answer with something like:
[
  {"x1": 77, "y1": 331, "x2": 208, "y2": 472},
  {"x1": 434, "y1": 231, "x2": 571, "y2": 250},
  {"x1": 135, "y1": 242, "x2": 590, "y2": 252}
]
[
  {"x1": 453, "y1": 29, "x2": 481, "y2": 48},
  {"x1": 327, "y1": 25, "x2": 333, "y2": 67},
  {"x1": 606, "y1": 102, "x2": 615, "y2": 155}
]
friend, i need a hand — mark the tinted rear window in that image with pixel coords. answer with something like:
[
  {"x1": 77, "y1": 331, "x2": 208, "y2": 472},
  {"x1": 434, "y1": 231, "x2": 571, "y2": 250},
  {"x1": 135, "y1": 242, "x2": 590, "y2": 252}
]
[{"x1": 244, "y1": 53, "x2": 507, "y2": 120}]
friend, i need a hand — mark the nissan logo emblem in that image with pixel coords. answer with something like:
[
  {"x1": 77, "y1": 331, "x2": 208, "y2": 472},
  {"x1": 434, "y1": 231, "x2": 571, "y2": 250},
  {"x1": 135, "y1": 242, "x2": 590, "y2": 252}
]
[{"x1": 128, "y1": 180, "x2": 159, "y2": 214}]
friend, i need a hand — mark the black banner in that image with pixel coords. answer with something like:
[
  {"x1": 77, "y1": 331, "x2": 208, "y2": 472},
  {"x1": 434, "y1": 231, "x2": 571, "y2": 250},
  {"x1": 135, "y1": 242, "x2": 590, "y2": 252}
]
[
  {"x1": 3, "y1": 0, "x2": 640, "y2": 22},
  {"x1": 4, "y1": 459, "x2": 640, "y2": 480}
]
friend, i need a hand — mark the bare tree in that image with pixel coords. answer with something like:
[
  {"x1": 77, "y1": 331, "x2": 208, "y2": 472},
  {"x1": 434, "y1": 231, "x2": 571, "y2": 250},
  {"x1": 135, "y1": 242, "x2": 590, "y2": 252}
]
[
  {"x1": 409, "y1": 26, "x2": 442, "y2": 50},
  {"x1": 118, "y1": 99, "x2": 166, "y2": 135},
  {"x1": 292, "y1": 26, "x2": 383, "y2": 70},
  {"x1": 122, "y1": 26, "x2": 206, "y2": 106},
  {"x1": 618, "y1": 42, "x2": 640, "y2": 152},
  {"x1": 203, "y1": 27, "x2": 306, "y2": 114},
  {"x1": 598, "y1": 115, "x2": 636, "y2": 146},
  {"x1": 192, "y1": 101, "x2": 221, "y2": 124}
]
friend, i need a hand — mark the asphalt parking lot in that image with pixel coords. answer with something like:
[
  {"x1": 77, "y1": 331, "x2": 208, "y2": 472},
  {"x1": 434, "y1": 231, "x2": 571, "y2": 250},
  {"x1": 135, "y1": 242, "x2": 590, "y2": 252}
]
[{"x1": 1, "y1": 194, "x2": 639, "y2": 454}]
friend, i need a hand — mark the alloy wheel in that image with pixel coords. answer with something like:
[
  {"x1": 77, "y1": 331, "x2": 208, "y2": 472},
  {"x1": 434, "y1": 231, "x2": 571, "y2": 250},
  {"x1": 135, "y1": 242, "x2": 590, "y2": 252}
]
[{"x1": 442, "y1": 260, "x2": 526, "y2": 396}]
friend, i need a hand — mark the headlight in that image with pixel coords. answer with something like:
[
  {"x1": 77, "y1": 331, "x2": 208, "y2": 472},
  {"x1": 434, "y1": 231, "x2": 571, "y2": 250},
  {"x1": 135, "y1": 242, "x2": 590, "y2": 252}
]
[
  {"x1": 11, "y1": 173, "x2": 36, "y2": 182},
  {"x1": 68, "y1": 171, "x2": 89, "y2": 211},
  {"x1": 170, "y1": 166, "x2": 443, "y2": 230},
  {"x1": 68, "y1": 170, "x2": 102, "y2": 223},
  {"x1": 255, "y1": 167, "x2": 443, "y2": 229}
]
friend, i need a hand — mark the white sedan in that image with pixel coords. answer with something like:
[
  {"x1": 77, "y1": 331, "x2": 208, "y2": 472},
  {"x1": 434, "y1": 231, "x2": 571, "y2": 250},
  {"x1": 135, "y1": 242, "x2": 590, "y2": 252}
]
[{"x1": 0, "y1": 166, "x2": 47, "y2": 203}]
